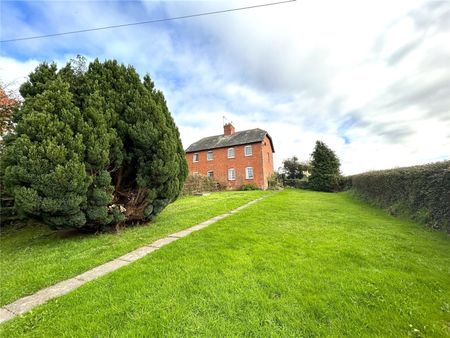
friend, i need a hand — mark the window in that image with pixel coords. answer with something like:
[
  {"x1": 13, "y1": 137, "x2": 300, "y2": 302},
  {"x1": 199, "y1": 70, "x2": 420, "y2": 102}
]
[
  {"x1": 228, "y1": 168, "x2": 236, "y2": 181},
  {"x1": 245, "y1": 167, "x2": 254, "y2": 180},
  {"x1": 193, "y1": 153, "x2": 199, "y2": 162},
  {"x1": 227, "y1": 147, "x2": 235, "y2": 158},
  {"x1": 207, "y1": 151, "x2": 213, "y2": 161},
  {"x1": 207, "y1": 171, "x2": 214, "y2": 177},
  {"x1": 244, "y1": 145, "x2": 253, "y2": 156}
]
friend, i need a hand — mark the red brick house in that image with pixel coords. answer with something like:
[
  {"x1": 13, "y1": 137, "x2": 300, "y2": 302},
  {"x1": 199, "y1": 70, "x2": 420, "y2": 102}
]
[{"x1": 185, "y1": 123, "x2": 275, "y2": 189}]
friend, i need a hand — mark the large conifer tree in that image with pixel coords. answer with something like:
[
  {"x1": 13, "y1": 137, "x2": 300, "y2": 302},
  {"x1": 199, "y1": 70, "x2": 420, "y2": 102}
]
[
  {"x1": 2, "y1": 58, "x2": 188, "y2": 230},
  {"x1": 309, "y1": 141, "x2": 341, "y2": 192}
]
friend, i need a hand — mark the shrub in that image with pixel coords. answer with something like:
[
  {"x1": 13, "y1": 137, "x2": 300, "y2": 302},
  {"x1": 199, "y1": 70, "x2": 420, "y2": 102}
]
[
  {"x1": 284, "y1": 178, "x2": 309, "y2": 189},
  {"x1": 350, "y1": 161, "x2": 450, "y2": 232},
  {"x1": 2, "y1": 59, "x2": 188, "y2": 230},
  {"x1": 267, "y1": 173, "x2": 282, "y2": 190},
  {"x1": 309, "y1": 141, "x2": 342, "y2": 192},
  {"x1": 182, "y1": 175, "x2": 221, "y2": 195},
  {"x1": 241, "y1": 183, "x2": 259, "y2": 191}
]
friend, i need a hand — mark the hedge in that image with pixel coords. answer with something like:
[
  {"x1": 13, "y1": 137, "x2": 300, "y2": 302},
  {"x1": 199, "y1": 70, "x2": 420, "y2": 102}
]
[
  {"x1": 284, "y1": 178, "x2": 310, "y2": 189},
  {"x1": 349, "y1": 161, "x2": 450, "y2": 232},
  {"x1": 181, "y1": 175, "x2": 221, "y2": 195}
]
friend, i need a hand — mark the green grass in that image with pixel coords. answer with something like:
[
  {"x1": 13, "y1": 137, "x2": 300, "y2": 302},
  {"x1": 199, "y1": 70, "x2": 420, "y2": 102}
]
[
  {"x1": 0, "y1": 190, "x2": 270, "y2": 307},
  {"x1": 1, "y1": 189, "x2": 449, "y2": 337}
]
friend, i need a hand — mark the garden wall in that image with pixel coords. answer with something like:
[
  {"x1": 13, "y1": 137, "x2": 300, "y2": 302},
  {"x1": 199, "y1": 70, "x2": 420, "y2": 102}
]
[{"x1": 349, "y1": 161, "x2": 450, "y2": 232}]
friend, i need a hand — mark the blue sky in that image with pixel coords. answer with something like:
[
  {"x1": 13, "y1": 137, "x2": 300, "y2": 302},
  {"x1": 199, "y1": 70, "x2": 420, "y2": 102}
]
[{"x1": 1, "y1": 0, "x2": 449, "y2": 174}]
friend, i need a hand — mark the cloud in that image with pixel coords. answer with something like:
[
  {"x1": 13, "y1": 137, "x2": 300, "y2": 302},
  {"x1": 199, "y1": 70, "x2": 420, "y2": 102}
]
[
  {"x1": 0, "y1": 0, "x2": 449, "y2": 175},
  {"x1": 0, "y1": 56, "x2": 39, "y2": 92}
]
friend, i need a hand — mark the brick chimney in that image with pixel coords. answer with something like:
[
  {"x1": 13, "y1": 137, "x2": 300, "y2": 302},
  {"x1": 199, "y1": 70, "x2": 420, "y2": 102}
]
[{"x1": 223, "y1": 122, "x2": 235, "y2": 136}]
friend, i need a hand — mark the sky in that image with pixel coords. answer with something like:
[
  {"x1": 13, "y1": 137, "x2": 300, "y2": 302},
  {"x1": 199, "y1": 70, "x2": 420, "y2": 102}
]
[{"x1": 0, "y1": 0, "x2": 449, "y2": 175}]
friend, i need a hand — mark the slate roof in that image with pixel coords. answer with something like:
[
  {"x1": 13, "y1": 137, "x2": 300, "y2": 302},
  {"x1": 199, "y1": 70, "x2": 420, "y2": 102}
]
[{"x1": 186, "y1": 128, "x2": 274, "y2": 153}]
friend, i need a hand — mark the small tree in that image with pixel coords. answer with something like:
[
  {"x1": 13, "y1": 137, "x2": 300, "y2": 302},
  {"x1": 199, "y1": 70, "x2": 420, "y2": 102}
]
[
  {"x1": 309, "y1": 141, "x2": 341, "y2": 192},
  {"x1": 282, "y1": 156, "x2": 311, "y2": 180},
  {"x1": 282, "y1": 156, "x2": 302, "y2": 179},
  {"x1": 0, "y1": 84, "x2": 20, "y2": 138}
]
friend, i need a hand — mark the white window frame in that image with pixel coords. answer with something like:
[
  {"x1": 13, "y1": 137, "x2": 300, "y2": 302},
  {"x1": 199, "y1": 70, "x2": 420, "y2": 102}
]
[
  {"x1": 228, "y1": 168, "x2": 236, "y2": 181},
  {"x1": 193, "y1": 153, "x2": 199, "y2": 163},
  {"x1": 244, "y1": 145, "x2": 253, "y2": 157},
  {"x1": 227, "y1": 147, "x2": 235, "y2": 159},
  {"x1": 207, "y1": 150, "x2": 213, "y2": 161},
  {"x1": 207, "y1": 170, "x2": 214, "y2": 177},
  {"x1": 245, "y1": 167, "x2": 254, "y2": 180}
]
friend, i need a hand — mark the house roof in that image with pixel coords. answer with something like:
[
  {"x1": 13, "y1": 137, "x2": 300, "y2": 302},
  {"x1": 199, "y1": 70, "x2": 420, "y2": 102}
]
[{"x1": 186, "y1": 128, "x2": 275, "y2": 153}]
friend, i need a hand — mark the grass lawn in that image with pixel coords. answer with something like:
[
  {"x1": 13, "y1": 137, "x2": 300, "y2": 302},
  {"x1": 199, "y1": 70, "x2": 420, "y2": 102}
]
[
  {"x1": 1, "y1": 189, "x2": 449, "y2": 337},
  {"x1": 0, "y1": 190, "x2": 270, "y2": 307}
]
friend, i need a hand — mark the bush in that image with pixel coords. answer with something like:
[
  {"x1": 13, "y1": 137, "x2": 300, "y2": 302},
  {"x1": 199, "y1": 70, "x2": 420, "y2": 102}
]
[
  {"x1": 350, "y1": 161, "x2": 450, "y2": 232},
  {"x1": 241, "y1": 183, "x2": 259, "y2": 191},
  {"x1": 182, "y1": 175, "x2": 221, "y2": 195},
  {"x1": 267, "y1": 173, "x2": 282, "y2": 190},
  {"x1": 2, "y1": 58, "x2": 187, "y2": 230}
]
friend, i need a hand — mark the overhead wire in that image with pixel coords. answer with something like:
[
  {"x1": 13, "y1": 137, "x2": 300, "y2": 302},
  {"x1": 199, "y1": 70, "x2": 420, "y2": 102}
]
[{"x1": 1, "y1": 0, "x2": 296, "y2": 43}]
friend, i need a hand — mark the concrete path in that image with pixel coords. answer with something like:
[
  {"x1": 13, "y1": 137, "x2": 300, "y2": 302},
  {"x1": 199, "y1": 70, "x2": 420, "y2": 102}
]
[{"x1": 0, "y1": 194, "x2": 270, "y2": 324}]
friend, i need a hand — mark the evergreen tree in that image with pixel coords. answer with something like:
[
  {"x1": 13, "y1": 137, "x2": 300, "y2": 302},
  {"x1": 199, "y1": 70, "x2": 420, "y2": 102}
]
[
  {"x1": 2, "y1": 58, "x2": 187, "y2": 230},
  {"x1": 2, "y1": 77, "x2": 90, "y2": 228},
  {"x1": 309, "y1": 141, "x2": 341, "y2": 192}
]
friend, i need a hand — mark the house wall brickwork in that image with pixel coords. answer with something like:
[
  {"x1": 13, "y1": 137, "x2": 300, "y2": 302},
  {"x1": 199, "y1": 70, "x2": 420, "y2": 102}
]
[{"x1": 186, "y1": 135, "x2": 274, "y2": 190}]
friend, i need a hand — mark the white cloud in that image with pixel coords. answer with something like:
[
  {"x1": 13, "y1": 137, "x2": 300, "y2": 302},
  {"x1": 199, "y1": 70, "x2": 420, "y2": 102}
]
[
  {"x1": 0, "y1": 0, "x2": 449, "y2": 175},
  {"x1": 0, "y1": 57, "x2": 39, "y2": 92}
]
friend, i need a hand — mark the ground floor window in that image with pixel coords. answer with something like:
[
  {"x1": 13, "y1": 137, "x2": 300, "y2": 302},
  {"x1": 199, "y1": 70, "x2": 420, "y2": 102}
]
[
  {"x1": 207, "y1": 171, "x2": 214, "y2": 177},
  {"x1": 245, "y1": 167, "x2": 254, "y2": 179},
  {"x1": 228, "y1": 168, "x2": 236, "y2": 180}
]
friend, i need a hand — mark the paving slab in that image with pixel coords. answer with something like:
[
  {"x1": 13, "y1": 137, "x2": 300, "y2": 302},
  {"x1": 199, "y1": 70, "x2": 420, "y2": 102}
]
[
  {"x1": 5, "y1": 278, "x2": 85, "y2": 315},
  {"x1": 189, "y1": 222, "x2": 211, "y2": 231},
  {"x1": 117, "y1": 246, "x2": 159, "y2": 262},
  {"x1": 150, "y1": 236, "x2": 178, "y2": 248},
  {"x1": 0, "y1": 308, "x2": 15, "y2": 324},
  {"x1": 214, "y1": 214, "x2": 230, "y2": 220},
  {"x1": 75, "y1": 259, "x2": 129, "y2": 282},
  {"x1": 169, "y1": 227, "x2": 197, "y2": 238}
]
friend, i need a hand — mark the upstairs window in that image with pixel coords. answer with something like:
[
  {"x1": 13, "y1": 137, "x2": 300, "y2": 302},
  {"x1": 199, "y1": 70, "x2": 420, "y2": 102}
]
[
  {"x1": 228, "y1": 168, "x2": 236, "y2": 181},
  {"x1": 207, "y1": 151, "x2": 213, "y2": 161},
  {"x1": 228, "y1": 147, "x2": 235, "y2": 158},
  {"x1": 193, "y1": 153, "x2": 199, "y2": 162},
  {"x1": 244, "y1": 145, "x2": 253, "y2": 156},
  {"x1": 245, "y1": 167, "x2": 254, "y2": 180}
]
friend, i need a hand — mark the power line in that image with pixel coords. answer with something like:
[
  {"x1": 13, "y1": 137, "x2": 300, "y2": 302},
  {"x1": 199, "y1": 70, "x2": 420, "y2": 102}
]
[{"x1": 1, "y1": 0, "x2": 296, "y2": 43}]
